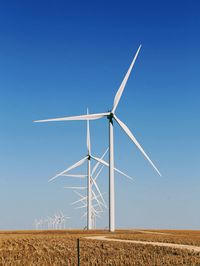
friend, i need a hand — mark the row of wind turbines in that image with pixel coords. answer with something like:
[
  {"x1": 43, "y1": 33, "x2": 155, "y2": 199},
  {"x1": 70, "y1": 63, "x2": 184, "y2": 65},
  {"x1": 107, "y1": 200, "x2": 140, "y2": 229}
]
[
  {"x1": 35, "y1": 211, "x2": 70, "y2": 230},
  {"x1": 48, "y1": 112, "x2": 131, "y2": 230},
  {"x1": 34, "y1": 45, "x2": 161, "y2": 232}
]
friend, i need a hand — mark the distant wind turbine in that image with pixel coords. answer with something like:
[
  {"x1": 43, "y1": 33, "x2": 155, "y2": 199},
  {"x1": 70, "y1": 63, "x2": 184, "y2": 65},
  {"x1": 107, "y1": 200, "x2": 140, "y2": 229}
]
[{"x1": 65, "y1": 160, "x2": 107, "y2": 229}]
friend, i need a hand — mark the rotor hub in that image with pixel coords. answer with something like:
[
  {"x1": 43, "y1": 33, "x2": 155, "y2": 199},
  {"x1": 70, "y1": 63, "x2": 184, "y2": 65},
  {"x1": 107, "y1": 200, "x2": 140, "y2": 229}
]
[{"x1": 107, "y1": 112, "x2": 114, "y2": 121}]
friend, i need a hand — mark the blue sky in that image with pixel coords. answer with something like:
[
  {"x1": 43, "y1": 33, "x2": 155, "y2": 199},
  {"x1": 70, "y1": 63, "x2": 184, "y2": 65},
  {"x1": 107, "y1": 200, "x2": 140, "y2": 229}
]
[{"x1": 0, "y1": 0, "x2": 200, "y2": 230}]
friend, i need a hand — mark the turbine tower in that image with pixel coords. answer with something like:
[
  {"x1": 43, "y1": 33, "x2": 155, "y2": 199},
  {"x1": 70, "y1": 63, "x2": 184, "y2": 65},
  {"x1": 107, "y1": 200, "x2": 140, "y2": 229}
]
[{"x1": 34, "y1": 45, "x2": 161, "y2": 232}]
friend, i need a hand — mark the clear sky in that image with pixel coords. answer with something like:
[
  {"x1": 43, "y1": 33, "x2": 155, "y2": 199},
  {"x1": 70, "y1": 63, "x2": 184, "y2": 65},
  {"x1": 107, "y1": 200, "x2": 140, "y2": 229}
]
[{"x1": 0, "y1": 0, "x2": 200, "y2": 230}]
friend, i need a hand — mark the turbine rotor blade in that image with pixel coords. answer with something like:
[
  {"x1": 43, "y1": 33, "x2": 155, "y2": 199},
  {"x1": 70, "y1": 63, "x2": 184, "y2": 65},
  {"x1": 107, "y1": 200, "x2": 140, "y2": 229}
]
[
  {"x1": 75, "y1": 205, "x2": 87, "y2": 210},
  {"x1": 93, "y1": 165, "x2": 104, "y2": 182},
  {"x1": 91, "y1": 147, "x2": 109, "y2": 176},
  {"x1": 81, "y1": 212, "x2": 87, "y2": 219},
  {"x1": 49, "y1": 156, "x2": 88, "y2": 182},
  {"x1": 91, "y1": 155, "x2": 133, "y2": 180},
  {"x1": 91, "y1": 155, "x2": 108, "y2": 167},
  {"x1": 64, "y1": 186, "x2": 86, "y2": 190},
  {"x1": 114, "y1": 115, "x2": 161, "y2": 176},
  {"x1": 74, "y1": 190, "x2": 85, "y2": 199},
  {"x1": 114, "y1": 168, "x2": 133, "y2": 180},
  {"x1": 112, "y1": 45, "x2": 142, "y2": 113},
  {"x1": 87, "y1": 108, "x2": 91, "y2": 155},
  {"x1": 92, "y1": 177, "x2": 107, "y2": 207},
  {"x1": 91, "y1": 190, "x2": 103, "y2": 211},
  {"x1": 62, "y1": 174, "x2": 87, "y2": 178},
  {"x1": 71, "y1": 197, "x2": 86, "y2": 206},
  {"x1": 34, "y1": 113, "x2": 109, "y2": 123}
]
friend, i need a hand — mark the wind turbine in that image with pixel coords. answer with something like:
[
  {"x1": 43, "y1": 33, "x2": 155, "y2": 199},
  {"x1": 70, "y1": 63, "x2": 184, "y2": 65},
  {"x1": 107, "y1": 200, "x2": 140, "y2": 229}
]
[
  {"x1": 65, "y1": 163, "x2": 107, "y2": 229},
  {"x1": 45, "y1": 109, "x2": 131, "y2": 230},
  {"x1": 72, "y1": 188, "x2": 106, "y2": 229},
  {"x1": 34, "y1": 45, "x2": 161, "y2": 232},
  {"x1": 34, "y1": 219, "x2": 41, "y2": 230}
]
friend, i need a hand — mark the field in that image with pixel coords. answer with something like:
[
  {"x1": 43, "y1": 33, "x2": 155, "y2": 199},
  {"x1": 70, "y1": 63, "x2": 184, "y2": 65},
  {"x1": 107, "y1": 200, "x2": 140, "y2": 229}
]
[
  {"x1": 111, "y1": 229, "x2": 200, "y2": 247},
  {"x1": 0, "y1": 230, "x2": 200, "y2": 265}
]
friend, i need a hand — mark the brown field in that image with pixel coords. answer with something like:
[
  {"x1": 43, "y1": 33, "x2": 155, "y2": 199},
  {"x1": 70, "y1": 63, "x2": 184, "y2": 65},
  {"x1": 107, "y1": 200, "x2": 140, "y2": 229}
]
[
  {"x1": 0, "y1": 230, "x2": 200, "y2": 265},
  {"x1": 111, "y1": 229, "x2": 200, "y2": 247}
]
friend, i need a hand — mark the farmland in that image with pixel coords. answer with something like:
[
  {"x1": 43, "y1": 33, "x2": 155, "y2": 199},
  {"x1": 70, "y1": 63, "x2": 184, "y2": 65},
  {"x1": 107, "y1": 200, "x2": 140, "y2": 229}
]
[
  {"x1": 111, "y1": 229, "x2": 200, "y2": 247},
  {"x1": 0, "y1": 230, "x2": 200, "y2": 265}
]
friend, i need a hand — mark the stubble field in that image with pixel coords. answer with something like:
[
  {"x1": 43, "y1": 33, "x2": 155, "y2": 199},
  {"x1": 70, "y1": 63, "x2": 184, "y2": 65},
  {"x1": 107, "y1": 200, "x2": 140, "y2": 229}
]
[
  {"x1": 0, "y1": 230, "x2": 200, "y2": 265},
  {"x1": 111, "y1": 229, "x2": 200, "y2": 247}
]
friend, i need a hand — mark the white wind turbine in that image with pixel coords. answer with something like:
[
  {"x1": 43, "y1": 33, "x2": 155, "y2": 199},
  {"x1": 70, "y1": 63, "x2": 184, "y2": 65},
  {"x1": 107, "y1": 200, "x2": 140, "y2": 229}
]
[
  {"x1": 34, "y1": 219, "x2": 41, "y2": 230},
  {"x1": 44, "y1": 110, "x2": 131, "y2": 230},
  {"x1": 71, "y1": 189, "x2": 106, "y2": 229},
  {"x1": 34, "y1": 45, "x2": 161, "y2": 232},
  {"x1": 66, "y1": 164, "x2": 107, "y2": 230}
]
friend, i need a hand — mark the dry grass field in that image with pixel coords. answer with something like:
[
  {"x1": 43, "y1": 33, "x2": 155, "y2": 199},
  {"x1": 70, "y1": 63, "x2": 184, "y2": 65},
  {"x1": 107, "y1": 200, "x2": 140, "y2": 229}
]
[
  {"x1": 0, "y1": 230, "x2": 199, "y2": 265},
  {"x1": 112, "y1": 229, "x2": 200, "y2": 247}
]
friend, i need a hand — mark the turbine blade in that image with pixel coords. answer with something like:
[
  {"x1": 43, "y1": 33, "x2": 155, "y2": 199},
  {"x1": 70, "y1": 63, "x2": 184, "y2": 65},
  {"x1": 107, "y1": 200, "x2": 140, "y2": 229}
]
[
  {"x1": 71, "y1": 197, "x2": 86, "y2": 206},
  {"x1": 92, "y1": 178, "x2": 107, "y2": 207},
  {"x1": 93, "y1": 165, "x2": 104, "y2": 182},
  {"x1": 91, "y1": 155, "x2": 133, "y2": 180},
  {"x1": 91, "y1": 147, "x2": 109, "y2": 176},
  {"x1": 91, "y1": 192, "x2": 105, "y2": 211},
  {"x1": 114, "y1": 115, "x2": 161, "y2": 176},
  {"x1": 49, "y1": 156, "x2": 88, "y2": 182},
  {"x1": 81, "y1": 212, "x2": 87, "y2": 219},
  {"x1": 74, "y1": 190, "x2": 86, "y2": 199},
  {"x1": 114, "y1": 168, "x2": 133, "y2": 180},
  {"x1": 112, "y1": 45, "x2": 142, "y2": 113},
  {"x1": 92, "y1": 203, "x2": 101, "y2": 209},
  {"x1": 91, "y1": 191, "x2": 105, "y2": 202},
  {"x1": 64, "y1": 186, "x2": 86, "y2": 190},
  {"x1": 91, "y1": 155, "x2": 109, "y2": 167},
  {"x1": 62, "y1": 174, "x2": 87, "y2": 178},
  {"x1": 75, "y1": 205, "x2": 87, "y2": 209},
  {"x1": 91, "y1": 190, "x2": 103, "y2": 211},
  {"x1": 92, "y1": 207, "x2": 103, "y2": 215},
  {"x1": 87, "y1": 108, "x2": 91, "y2": 155},
  {"x1": 34, "y1": 113, "x2": 109, "y2": 123}
]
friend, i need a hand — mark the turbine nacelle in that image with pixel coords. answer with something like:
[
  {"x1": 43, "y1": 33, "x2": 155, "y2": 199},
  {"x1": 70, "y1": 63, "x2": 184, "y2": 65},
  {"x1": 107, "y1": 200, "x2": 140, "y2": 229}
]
[{"x1": 107, "y1": 112, "x2": 114, "y2": 122}]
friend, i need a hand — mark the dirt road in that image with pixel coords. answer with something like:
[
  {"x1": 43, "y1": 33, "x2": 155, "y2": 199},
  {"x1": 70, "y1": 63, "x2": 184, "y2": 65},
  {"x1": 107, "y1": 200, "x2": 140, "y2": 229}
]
[{"x1": 85, "y1": 235, "x2": 200, "y2": 253}]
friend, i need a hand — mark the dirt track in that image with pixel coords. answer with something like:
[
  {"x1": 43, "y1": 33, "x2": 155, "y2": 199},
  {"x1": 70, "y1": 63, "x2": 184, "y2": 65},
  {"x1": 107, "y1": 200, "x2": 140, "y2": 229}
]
[{"x1": 85, "y1": 235, "x2": 200, "y2": 253}]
